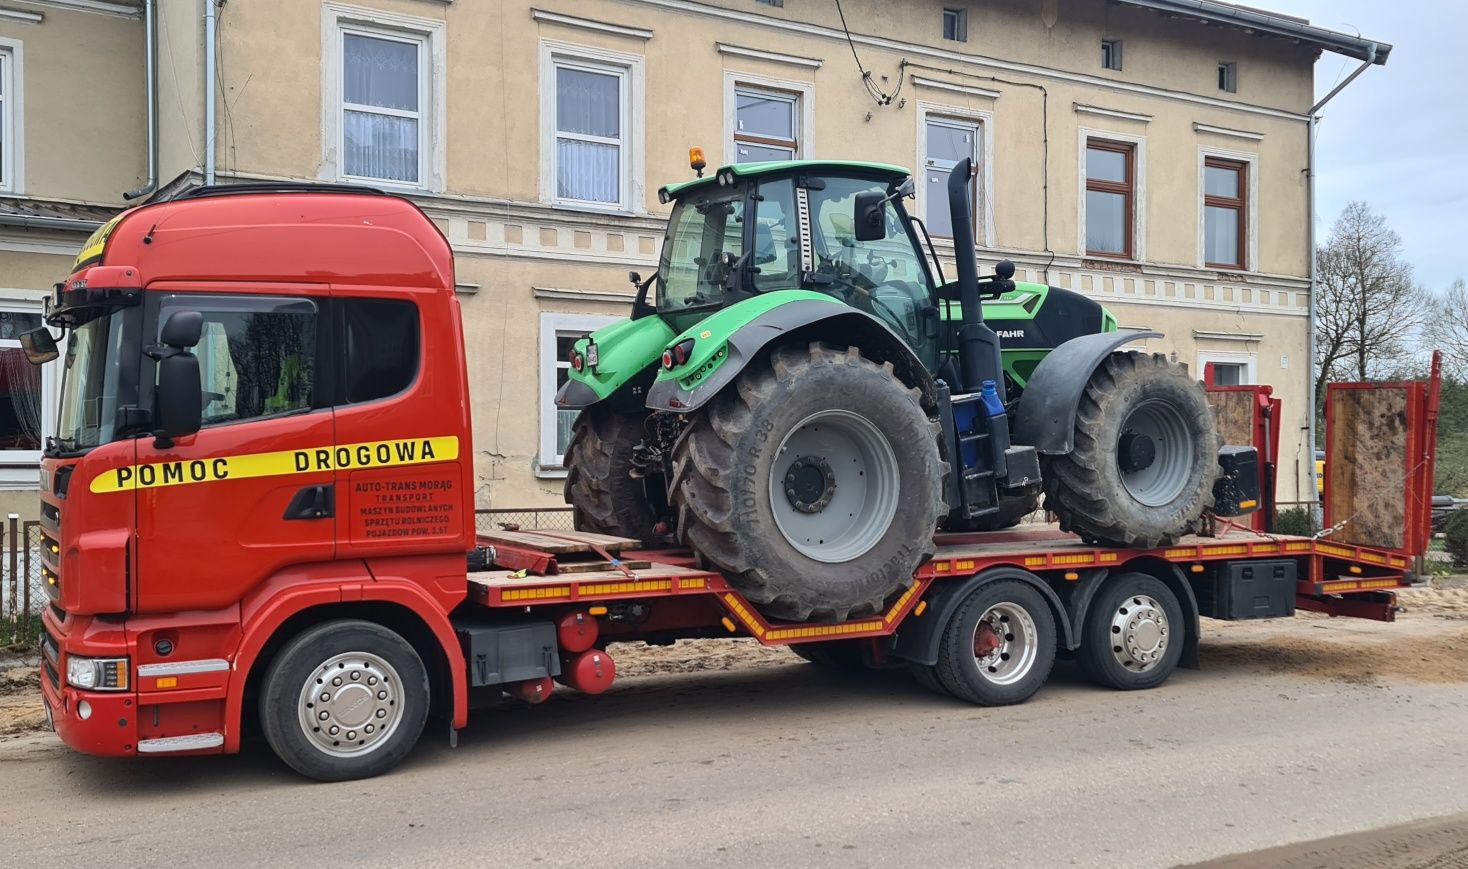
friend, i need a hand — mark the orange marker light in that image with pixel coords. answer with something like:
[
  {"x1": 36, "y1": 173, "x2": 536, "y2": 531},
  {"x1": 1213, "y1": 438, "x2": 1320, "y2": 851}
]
[{"x1": 689, "y1": 146, "x2": 708, "y2": 177}]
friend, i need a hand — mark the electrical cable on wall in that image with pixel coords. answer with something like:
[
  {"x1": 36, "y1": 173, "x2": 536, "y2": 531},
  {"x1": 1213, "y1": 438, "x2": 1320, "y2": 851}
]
[{"x1": 834, "y1": 0, "x2": 903, "y2": 106}]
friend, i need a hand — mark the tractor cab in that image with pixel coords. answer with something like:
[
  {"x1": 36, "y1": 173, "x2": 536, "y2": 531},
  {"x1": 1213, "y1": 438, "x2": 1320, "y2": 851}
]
[{"x1": 644, "y1": 160, "x2": 943, "y2": 369}]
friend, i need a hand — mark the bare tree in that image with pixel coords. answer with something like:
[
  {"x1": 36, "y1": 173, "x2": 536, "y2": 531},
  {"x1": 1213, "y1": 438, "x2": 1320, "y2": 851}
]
[
  {"x1": 1314, "y1": 202, "x2": 1426, "y2": 412},
  {"x1": 1423, "y1": 278, "x2": 1468, "y2": 380}
]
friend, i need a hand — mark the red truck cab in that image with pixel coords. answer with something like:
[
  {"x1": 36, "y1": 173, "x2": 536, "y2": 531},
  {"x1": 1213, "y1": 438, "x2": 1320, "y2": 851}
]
[{"x1": 38, "y1": 185, "x2": 475, "y2": 778}]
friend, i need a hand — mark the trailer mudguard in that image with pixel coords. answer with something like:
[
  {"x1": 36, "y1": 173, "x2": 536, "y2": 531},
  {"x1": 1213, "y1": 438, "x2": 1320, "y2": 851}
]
[
  {"x1": 556, "y1": 315, "x2": 677, "y2": 410},
  {"x1": 1011, "y1": 329, "x2": 1162, "y2": 454},
  {"x1": 645, "y1": 297, "x2": 936, "y2": 413},
  {"x1": 888, "y1": 566, "x2": 1076, "y2": 667}
]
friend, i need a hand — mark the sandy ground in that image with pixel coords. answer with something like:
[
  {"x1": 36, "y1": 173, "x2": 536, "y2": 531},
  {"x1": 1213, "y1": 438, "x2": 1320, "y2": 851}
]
[{"x1": 4, "y1": 582, "x2": 1466, "y2": 742}]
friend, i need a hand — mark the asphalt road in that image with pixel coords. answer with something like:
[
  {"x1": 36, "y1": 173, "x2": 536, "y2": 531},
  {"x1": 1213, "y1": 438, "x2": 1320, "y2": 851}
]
[{"x1": 3, "y1": 634, "x2": 1467, "y2": 869}]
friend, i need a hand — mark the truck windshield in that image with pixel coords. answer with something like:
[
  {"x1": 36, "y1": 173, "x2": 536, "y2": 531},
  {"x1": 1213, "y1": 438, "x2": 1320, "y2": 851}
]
[
  {"x1": 655, "y1": 188, "x2": 746, "y2": 314},
  {"x1": 55, "y1": 309, "x2": 128, "y2": 451}
]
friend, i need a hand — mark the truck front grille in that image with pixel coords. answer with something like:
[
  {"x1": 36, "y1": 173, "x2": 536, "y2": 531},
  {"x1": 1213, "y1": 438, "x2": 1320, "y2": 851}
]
[{"x1": 40, "y1": 628, "x2": 60, "y2": 693}]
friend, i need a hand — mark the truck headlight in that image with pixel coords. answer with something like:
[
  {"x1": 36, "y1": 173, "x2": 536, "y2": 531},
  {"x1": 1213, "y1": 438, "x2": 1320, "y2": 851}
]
[{"x1": 65, "y1": 656, "x2": 129, "y2": 691}]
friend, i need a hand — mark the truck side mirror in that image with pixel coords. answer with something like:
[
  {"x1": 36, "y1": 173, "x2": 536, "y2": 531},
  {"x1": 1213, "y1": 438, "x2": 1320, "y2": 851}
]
[
  {"x1": 18, "y1": 327, "x2": 60, "y2": 365},
  {"x1": 154, "y1": 310, "x2": 204, "y2": 443},
  {"x1": 854, "y1": 191, "x2": 887, "y2": 242}
]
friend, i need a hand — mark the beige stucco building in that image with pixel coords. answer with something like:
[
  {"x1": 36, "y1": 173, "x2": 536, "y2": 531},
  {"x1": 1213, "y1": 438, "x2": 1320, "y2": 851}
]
[{"x1": 0, "y1": 0, "x2": 1388, "y2": 519}]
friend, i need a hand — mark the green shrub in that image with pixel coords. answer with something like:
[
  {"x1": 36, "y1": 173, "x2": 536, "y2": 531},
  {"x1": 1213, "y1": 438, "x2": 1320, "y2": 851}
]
[
  {"x1": 1274, "y1": 506, "x2": 1319, "y2": 537},
  {"x1": 1446, "y1": 510, "x2": 1468, "y2": 568}
]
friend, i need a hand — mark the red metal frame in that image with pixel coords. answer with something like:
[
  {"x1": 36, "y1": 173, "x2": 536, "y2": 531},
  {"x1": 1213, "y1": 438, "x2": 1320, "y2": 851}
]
[{"x1": 1204, "y1": 384, "x2": 1281, "y2": 531}]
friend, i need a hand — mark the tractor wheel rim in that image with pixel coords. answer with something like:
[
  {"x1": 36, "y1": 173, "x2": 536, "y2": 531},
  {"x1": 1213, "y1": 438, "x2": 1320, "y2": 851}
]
[
  {"x1": 1108, "y1": 594, "x2": 1169, "y2": 672},
  {"x1": 296, "y1": 651, "x2": 404, "y2": 758},
  {"x1": 1118, "y1": 399, "x2": 1195, "y2": 507},
  {"x1": 768, "y1": 409, "x2": 900, "y2": 563},
  {"x1": 972, "y1": 602, "x2": 1039, "y2": 686}
]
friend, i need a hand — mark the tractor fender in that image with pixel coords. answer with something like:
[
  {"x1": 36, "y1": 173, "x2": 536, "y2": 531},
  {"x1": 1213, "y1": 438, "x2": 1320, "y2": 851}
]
[
  {"x1": 888, "y1": 566, "x2": 1077, "y2": 667},
  {"x1": 645, "y1": 299, "x2": 936, "y2": 413},
  {"x1": 1011, "y1": 329, "x2": 1162, "y2": 454},
  {"x1": 555, "y1": 315, "x2": 677, "y2": 410}
]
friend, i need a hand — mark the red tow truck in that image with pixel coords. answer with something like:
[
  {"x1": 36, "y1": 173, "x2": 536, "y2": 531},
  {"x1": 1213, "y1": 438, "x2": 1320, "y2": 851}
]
[{"x1": 31, "y1": 185, "x2": 1439, "y2": 780}]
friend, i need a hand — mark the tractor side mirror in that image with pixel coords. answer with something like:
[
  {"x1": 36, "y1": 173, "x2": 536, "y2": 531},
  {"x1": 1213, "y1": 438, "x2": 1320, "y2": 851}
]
[
  {"x1": 854, "y1": 191, "x2": 887, "y2": 242},
  {"x1": 18, "y1": 328, "x2": 60, "y2": 365}
]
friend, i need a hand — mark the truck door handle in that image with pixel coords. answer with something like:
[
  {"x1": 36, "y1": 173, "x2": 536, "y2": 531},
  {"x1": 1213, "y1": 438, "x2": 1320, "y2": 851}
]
[{"x1": 283, "y1": 484, "x2": 334, "y2": 520}]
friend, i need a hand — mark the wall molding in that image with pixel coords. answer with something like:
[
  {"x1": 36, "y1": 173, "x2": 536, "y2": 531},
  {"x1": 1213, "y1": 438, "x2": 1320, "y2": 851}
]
[
  {"x1": 1193, "y1": 122, "x2": 1265, "y2": 141},
  {"x1": 1074, "y1": 103, "x2": 1152, "y2": 124},
  {"x1": 0, "y1": 8, "x2": 44, "y2": 24},
  {"x1": 716, "y1": 42, "x2": 821, "y2": 69},
  {"x1": 21, "y1": 0, "x2": 136, "y2": 18},
  {"x1": 1194, "y1": 330, "x2": 1265, "y2": 342},
  {"x1": 533, "y1": 286, "x2": 637, "y2": 304},
  {"x1": 912, "y1": 75, "x2": 1000, "y2": 101},
  {"x1": 531, "y1": 8, "x2": 653, "y2": 40}
]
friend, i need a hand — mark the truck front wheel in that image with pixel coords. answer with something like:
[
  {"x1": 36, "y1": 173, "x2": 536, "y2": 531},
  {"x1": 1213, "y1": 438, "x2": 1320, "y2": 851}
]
[{"x1": 260, "y1": 620, "x2": 430, "y2": 782}]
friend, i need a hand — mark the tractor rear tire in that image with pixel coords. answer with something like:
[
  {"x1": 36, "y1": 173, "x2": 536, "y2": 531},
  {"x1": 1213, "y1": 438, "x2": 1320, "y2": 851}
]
[
  {"x1": 563, "y1": 406, "x2": 660, "y2": 542},
  {"x1": 670, "y1": 342, "x2": 946, "y2": 622},
  {"x1": 1041, "y1": 352, "x2": 1220, "y2": 549},
  {"x1": 942, "y1": 487, "x2": 1041, "y2": 533}
]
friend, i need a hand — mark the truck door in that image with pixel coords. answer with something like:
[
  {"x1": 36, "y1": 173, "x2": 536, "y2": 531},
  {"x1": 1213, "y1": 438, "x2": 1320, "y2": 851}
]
[{"x1": 131, "y1": 289, "x2": 335, "y2": 612}]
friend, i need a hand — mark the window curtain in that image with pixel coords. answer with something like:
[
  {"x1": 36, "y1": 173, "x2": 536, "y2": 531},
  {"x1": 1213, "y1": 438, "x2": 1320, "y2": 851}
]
[
  {"x1": 343, "y1": 34, "x2": 419, "y2": 183},
  {"x1": 0, "y1": 349, "x2": 41, "y2": 450},
  {"x1": 555, "y1": 67, "x2": 620, "y2": 203}
]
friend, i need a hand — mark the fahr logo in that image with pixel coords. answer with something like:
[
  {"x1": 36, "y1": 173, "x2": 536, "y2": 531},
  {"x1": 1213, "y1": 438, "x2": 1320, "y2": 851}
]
[{"x1": 996, "y1": 329, "x2": 1026, "y2": 339}]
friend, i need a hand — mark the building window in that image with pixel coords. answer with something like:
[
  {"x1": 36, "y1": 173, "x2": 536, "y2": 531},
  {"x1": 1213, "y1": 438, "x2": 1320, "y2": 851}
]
[
  {"x1": 1101, "y1": 39, "x2": 1123, "y2": 71},
  {"x1": 734, "y1": 86, "x2": 800, "y2": 163},
  {"x1": 0, "y1": 47, "x2": 13, "y2": 192},
  {"x1": 756, "y1": 0, "x2": 783, "y2": 5},
  {"x1": 1085, "y1": 139, "x2": 1134, "y2": 258},
  {"x1": 0, "y1": 308, "x2": 44, "y2": 462},
  {"x1": 923, "y1": 116, "x2": 980, "y2": 238},
  {"x1": 1199, "y1": 351, "x2": 1256, "y2": 386},
  {"x1": 539, "y1": 313, "x2": 619, "y2": 471},
  {"x1": 943, "y1": 8, "x2": 968, "y2": 42},
  {"x1": 1218, "y1": 62, "x2": 1237, "y2": 93},
  {"x1": 1203, "y1": 157, "x2": 1247, "y2": 269},
  {"x1": 542, "y1": 43, "x2": 644, "y2": 211},
  {"x1": 340, "y1": 29, "x2": 426, "y2": 185}
]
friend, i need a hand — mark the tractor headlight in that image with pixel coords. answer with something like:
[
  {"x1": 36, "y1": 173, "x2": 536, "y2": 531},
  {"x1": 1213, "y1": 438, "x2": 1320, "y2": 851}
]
[{"x1": 66, "y1": 655, "x2": 130, "y2": 691}]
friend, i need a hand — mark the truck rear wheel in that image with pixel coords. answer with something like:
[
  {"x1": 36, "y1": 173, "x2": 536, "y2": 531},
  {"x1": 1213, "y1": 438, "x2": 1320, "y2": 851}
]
[
  {"x1": 935, "y1": 579, "x2": 1056, "y2": 706},
  {"x1": 260, "y1": 620, "x2": 429, "y2": 782},
  {"x1": 564, "y1": 406, "x2": 660, "y2": 541},
  {"x1": 670, "y1": 342, "x2": 946, "y2": 622},
  {"x1": 1078, "y1": 573, "x2": 1184, "y2": 690},
  {"x1": 1042, "y1": 352, "x2": 1220, "y2": 548}
]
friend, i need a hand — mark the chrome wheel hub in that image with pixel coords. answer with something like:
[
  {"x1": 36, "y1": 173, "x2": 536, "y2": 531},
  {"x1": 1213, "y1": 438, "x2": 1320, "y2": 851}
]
[
  {"x1": 972, "y1": 602, "x2": 1039, "y2": 686},
  {"x1": 297, "y1": 651, "x2": 403, "y2": 757},
  {"x1": 1108, "y1": 594, "x2": 1169, "y2": 671}
]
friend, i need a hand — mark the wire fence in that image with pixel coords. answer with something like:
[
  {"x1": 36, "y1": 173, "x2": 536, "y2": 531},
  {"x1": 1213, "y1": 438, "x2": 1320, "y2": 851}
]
[
  {"x1": 0, "y1": 519, "x2": 45, "y2": 648},
  {"x1": 474, "y1": 507, "x2": 576, "y2": 534}
]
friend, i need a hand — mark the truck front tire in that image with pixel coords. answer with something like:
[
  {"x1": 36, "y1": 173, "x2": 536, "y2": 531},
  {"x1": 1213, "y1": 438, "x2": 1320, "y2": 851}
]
[{"x1": 260, "y1": 619, "x2": 430, "y2": 782}]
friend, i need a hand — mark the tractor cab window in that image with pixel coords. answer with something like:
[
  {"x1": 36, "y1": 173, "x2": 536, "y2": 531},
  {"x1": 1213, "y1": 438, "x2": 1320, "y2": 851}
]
[
  {"x1": 656, "y1": 187, "x2": 746, "y2": 315},
  {"x1": 806, "y1": 177, "x2": 934, "y2": 359},
  {"x1": 751, "y1": 178, "x2": 800, "y2": 291}
]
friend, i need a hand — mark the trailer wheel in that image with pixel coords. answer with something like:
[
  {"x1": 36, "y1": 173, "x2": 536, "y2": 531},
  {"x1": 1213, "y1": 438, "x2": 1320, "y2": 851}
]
[
  {"x1": 790, "y1": 640, "x2": 866, "y2": 669},
  {"x1": 260, "y1": 620, "x2": 429, "y2": 782},
  {"x1": 935, "y1": 580, "x2": 1056, "y2": 706},
  {"x1": 909, "y1": 664, "x2": 948, "y2": 695},
  {"x1": 1078, "y1": 573, "x2": 1184, "y2": 690}
]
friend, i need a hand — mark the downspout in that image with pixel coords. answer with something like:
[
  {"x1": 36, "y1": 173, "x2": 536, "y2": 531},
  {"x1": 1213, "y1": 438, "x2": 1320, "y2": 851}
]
[
  {"x1": 123, "y1": 0, "x2": 158, "y2": 200},
  {"x1": 204, "y1": 0, "x2": 217, "y2": 185},
  {"x1": 1306, "y1": 42, "x2": 1377, "y2": 505}
]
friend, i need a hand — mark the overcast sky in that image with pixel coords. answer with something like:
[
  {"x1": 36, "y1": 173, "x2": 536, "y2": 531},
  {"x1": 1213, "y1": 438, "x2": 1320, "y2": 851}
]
[{"x1": 1274, "y1": 0, "x2": 1468, "y2": 292}]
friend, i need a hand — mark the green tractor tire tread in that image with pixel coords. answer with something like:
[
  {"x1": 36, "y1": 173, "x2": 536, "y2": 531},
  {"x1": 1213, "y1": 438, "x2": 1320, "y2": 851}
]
[
  {"x1": 1040, "y1": 352, "x2": 1220, "y2": 549},
  {"x1": 669, "y1": 341, "x2": 947, "y2": 622},
  {"x1": 564, "y1": 406, "x2": 660, "y2": 542}
]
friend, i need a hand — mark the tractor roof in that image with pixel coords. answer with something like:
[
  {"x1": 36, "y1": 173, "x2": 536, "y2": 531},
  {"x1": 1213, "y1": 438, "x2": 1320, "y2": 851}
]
[{"x1": 660, "y1": 159, "x2": 911, "y2": 200}]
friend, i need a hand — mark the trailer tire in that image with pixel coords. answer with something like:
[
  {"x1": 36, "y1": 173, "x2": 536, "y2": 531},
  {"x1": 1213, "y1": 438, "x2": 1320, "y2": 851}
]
[
  {"x1": 260, "y1": 620, "x2": 430, "y2": 782},
  {"x1": 790, "y1": 640, "x2": 866, "y2": 669},
  {"x1": 909, "y1": 664, "x2": 949, "y2": 695},
  {"x1": 935, "y1": 580, "x2": 1056, "y2": 706},
  {"x1": 564, "y1": 406, "x2": 660, "y2": 542},
  {"x1": 1078, "y1": 573, "x2": 1184, "y2": 690},
  {"x1": 1041, "y1": 352, "x2": 1220, "y2": 548},
  {"x1": 670, "y1": 342, "x2": 946, "y2": 621}
]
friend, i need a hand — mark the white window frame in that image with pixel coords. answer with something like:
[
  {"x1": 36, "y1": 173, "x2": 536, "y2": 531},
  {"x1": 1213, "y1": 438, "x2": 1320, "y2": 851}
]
[
  {"x1": 0, "y1": 296, "x2": 55, "y2": 485},
  {"x1": 540, "y1": 40, "x2": 645, "y2": 215},
  {"x1": 538, "y1": 312, "x2": 620, "y2": 474},
  {"x1": 942, "y1": 7, "x2": 967, "y2": 42},
  {"x1": 1077, "y1": 127, "x2": 1147, "y2": 262},
  {"x1": 722, "y1": 70, "x2": 814, "y2": 166},
  {"x1": 1197, "y1": 349, "x2": 1256, "y2": 385},
  {"x1": 321, "y1": 3, "x2": 445, "y2": 193},
  {"x1": 917, "y1": 103, "x2": 995, "y2": 248},
  {"x1": 0, "y1": 39, "x2": 24, "y2": 195},
  {"x1": 1196, "y1": 145, "x2": 1259, "y2": 271}
]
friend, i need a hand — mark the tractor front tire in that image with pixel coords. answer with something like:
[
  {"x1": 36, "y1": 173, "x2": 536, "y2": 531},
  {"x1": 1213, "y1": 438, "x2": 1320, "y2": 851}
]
[
  {"x1": 564, "y1": 405, "x2": 660, "y2": 542},
  {"x1": 670, "y1": 342, "x2": 946, "y2": 622},
  {"x1": 1042, "y1": 352, "x2": 1220, "y2": 548}
]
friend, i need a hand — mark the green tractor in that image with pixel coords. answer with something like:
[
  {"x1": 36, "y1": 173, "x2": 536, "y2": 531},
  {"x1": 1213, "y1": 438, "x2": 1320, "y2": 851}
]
[{"x1": 557, "y1": 158, "x2": 1221, "y2": 622}]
